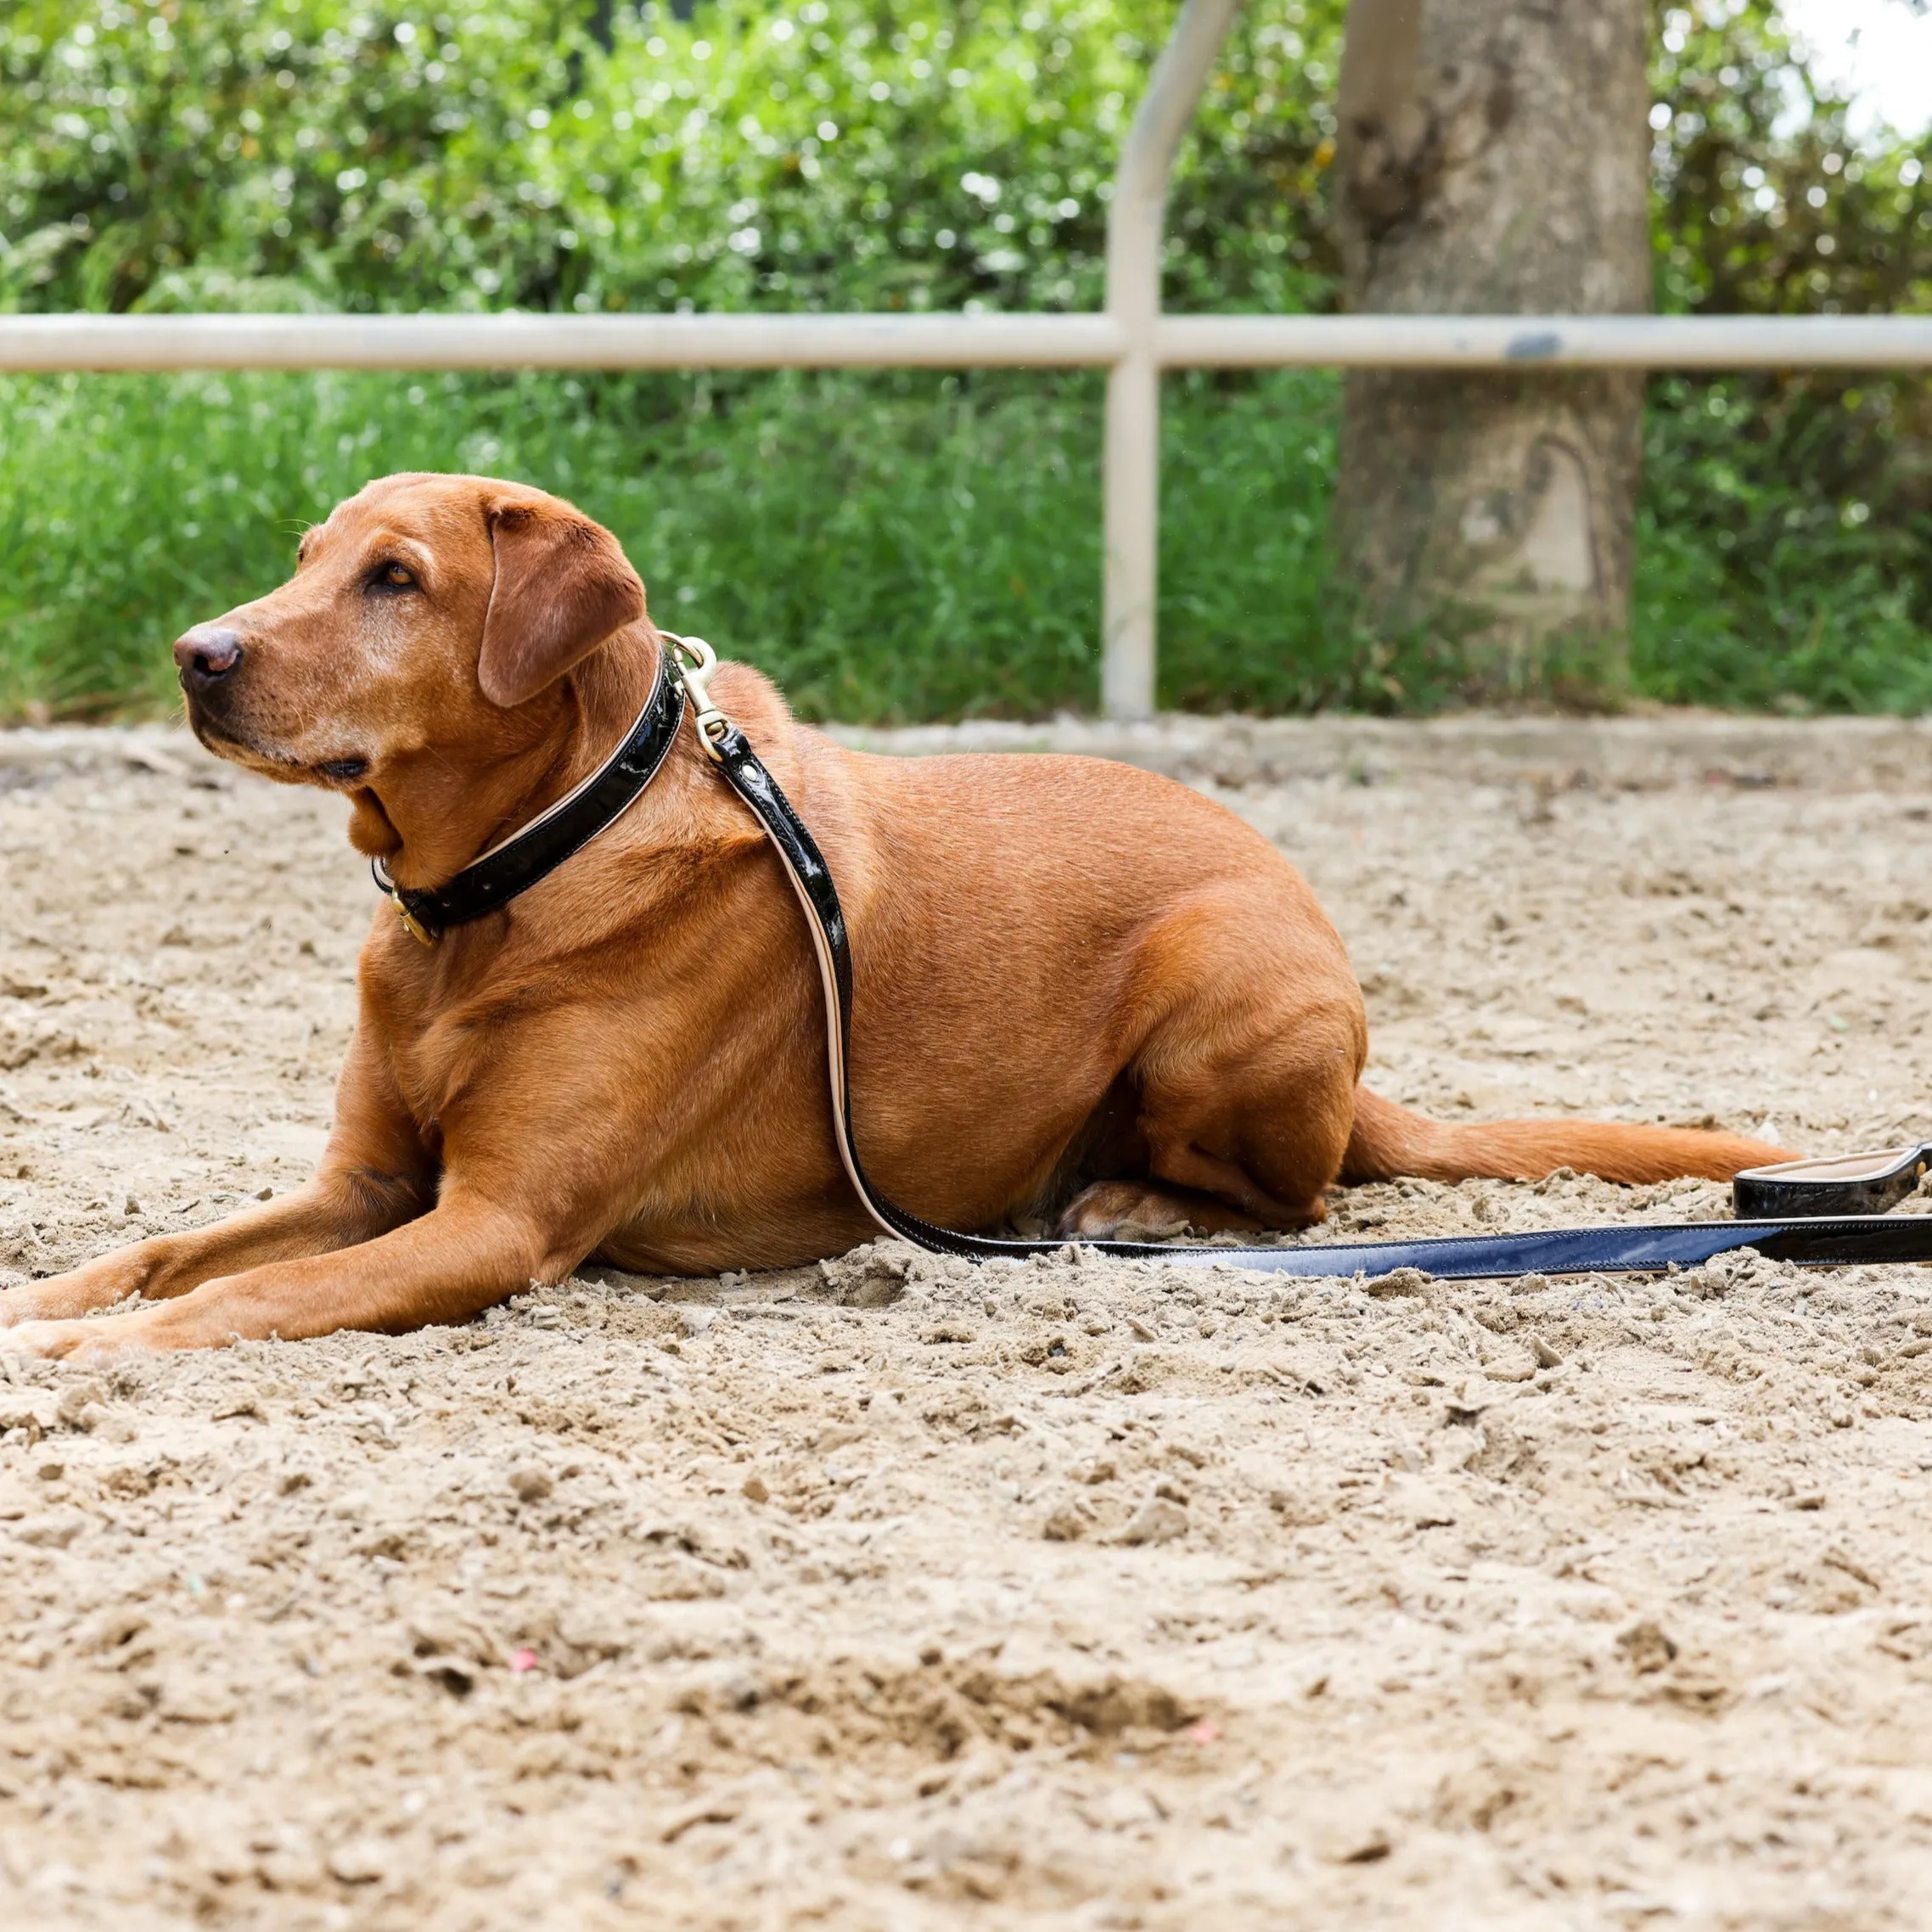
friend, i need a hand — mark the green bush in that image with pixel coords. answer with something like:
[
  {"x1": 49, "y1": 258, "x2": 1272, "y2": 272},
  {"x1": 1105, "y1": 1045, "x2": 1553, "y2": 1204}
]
[
  {"x1": 1639, "y1": 0, "x2": 1932, "y2": 709},
  {"x1": 0, "y1": 0, "x2": 1341, "y2": 317}
]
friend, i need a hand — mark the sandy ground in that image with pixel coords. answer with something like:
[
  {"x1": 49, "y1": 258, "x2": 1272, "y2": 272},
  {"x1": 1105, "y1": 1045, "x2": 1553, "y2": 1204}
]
[{"x1": 5, "y1": 710, "x2": 1932, "y2": 1930}]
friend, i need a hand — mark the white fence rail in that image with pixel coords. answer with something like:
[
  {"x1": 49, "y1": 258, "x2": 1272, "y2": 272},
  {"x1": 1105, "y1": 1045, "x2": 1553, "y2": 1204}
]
[
  {"x1": 1160, "y1": 313, "x2": 1932, "y2": 369},
  {"x1": 3, "y1": 0, "x2": 1928, "y2": 716},
  {"x1": 4, "y1": 308, "x2": 1927, "y2": 373},
  {"x1": 0, "y1": 311, "x2": 1125, "y2": 371}
]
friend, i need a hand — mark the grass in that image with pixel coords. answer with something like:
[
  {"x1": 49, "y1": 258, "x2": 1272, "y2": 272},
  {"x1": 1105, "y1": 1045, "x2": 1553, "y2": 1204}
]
[
  {"x1": 1, "y1": 366, "x2": 1926, "y2": 722},
  {"x1": 1631, "y1": 376, "x2": 1932, "y2": 716}
]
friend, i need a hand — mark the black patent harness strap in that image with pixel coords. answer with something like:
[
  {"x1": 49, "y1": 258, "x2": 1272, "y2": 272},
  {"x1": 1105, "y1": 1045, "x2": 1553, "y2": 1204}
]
[
  {"x1": 706, "y1": 721, "x2": 1932, "y2": 1283},
  {"x1": 373, "y1": 648, "x2": 686, "y2": 945}
]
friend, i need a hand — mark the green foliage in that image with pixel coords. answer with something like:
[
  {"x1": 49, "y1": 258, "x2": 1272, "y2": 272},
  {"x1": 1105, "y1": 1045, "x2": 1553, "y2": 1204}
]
[
  {"x1": 1648, "y1": 0, "x2": 1930, "y2": 320},
  {"x1": 1, "y1": 0, "x2": 1343, "y2": 317},
  {"x1": 1635, "y1": 372, "x2": 1932, "y2": 713},
  {"x1": 0, "y1": 0, "x2": 576, "y2": 313},
  {"x1": 0, "y1": 0, "x2": 1928, "y2": 722}
]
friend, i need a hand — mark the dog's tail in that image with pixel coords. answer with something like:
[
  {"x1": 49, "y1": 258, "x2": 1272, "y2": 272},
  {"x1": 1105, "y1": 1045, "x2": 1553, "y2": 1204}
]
[{"x1": 1341, "y1": 1085, "x2": 1796, "y2": 1188}]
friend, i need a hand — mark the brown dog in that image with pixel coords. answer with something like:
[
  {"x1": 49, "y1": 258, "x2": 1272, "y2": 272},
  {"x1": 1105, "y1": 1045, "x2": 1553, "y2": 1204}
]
[{"x1": 0, "y1": 474, "x2": 1794, "y2": 1359}]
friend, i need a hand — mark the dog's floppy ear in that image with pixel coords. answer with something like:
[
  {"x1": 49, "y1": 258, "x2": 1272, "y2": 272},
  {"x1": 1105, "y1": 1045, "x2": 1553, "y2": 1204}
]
[{"x1": 476, "y1": 497, "x2": 647, "y2": 707}]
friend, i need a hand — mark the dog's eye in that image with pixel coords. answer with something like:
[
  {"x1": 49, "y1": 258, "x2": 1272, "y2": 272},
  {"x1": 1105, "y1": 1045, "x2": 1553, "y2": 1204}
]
[{"x1": 369, "y1": 561, "x2": 417, "y2": 592}]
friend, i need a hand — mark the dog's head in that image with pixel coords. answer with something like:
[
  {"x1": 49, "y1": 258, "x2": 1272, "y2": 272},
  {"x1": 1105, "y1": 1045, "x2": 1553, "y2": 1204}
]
[{"x1": 173, "y1": 473, "x2": 649, "y2": 861}]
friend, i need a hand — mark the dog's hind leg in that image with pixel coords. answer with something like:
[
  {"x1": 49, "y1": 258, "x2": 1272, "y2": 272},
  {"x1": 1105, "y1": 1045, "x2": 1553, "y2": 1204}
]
[
  {"x1": 1055, "y1": 886, "x2": 1368, "y2": 1240},
  {"x1": 1056, "y1": 1179, "x2": 1266, "y2": 1241}
]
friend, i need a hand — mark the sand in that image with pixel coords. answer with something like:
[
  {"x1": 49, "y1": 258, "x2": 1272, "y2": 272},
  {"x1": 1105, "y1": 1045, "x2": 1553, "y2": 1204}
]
[{"x1": 5, "y1": 710, "x2": 1932, "y2": 1929}]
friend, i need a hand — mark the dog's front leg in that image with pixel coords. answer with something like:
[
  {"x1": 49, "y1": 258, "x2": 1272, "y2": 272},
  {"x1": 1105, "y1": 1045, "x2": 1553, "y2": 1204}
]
[
  {"x1": 0, "y1": 1183, "x2": 556, "y2": 1361},
  {"x1": 0, "y1": 1027, "x2": 660, "y2": 1360},
  {"x1": 0, "y1": 1024, "x2": 432, "y2": 1328},
  {"x1": 0, "y1": 1023, "x2": 666, "y2": 1360}
]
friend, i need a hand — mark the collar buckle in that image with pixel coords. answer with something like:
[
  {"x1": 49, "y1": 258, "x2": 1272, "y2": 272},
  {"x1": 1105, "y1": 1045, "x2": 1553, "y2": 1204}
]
[
  {"x1": 393, "y1": 900, "x2": 440, "y2": 948},
  {"x1": 373, "y1": 862, "x2": 441, "y2": 947}
]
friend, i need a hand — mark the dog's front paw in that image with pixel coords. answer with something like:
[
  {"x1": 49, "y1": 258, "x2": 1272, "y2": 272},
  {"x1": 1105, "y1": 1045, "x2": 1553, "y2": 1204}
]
[
  {"x1": 0, "y1": 1283, "x2": 48, "y2": 1329},
  {"x1": 0, "y1": 1254, "x2": 150, "y2": 1326},
  {"x1": 0, "y1": 1317, "x2": 138, "y2": 1363}
]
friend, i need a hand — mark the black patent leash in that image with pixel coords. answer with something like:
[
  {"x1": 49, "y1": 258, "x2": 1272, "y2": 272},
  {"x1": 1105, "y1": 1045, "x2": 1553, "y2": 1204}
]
[{"x1": 666, "y1": 637, "x2": 1932, "y2": 1283}]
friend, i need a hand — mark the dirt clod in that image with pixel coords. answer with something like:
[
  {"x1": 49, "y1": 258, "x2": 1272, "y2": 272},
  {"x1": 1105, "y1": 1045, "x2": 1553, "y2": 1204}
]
[
  {"x1": 1115, "y1": 1496, "x2": 1188, "y2": 1547},
  {"x1": 1617, "y1": 1620, "x2": 1680, "y2": 1674}
]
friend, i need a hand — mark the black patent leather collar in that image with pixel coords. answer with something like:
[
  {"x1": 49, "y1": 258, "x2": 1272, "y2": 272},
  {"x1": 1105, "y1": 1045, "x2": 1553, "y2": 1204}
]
[{"x1": 372, "y1": 648, "x2": 685, "y2": 945}]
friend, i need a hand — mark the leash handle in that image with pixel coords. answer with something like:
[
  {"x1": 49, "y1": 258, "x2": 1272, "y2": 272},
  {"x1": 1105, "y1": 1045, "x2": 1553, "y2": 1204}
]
[
  {"x1": 1734, "y1": 1144, "x2": 1932, "y2": 1219},
  {"x1": 697, "y1": 710, "x2": 1932, "y2": 1283}
]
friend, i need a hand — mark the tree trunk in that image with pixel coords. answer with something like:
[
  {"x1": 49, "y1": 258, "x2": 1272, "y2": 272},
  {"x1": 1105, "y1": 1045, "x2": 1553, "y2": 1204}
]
[{"x1": 1331, "y1": 0, "x2": 1650, "y2": 690}]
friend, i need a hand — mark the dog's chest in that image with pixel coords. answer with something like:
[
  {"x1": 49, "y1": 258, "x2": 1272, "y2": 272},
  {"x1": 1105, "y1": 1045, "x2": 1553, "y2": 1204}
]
[{"x1": 379, "y1": 996, "x2": 504, "y2": 1150}]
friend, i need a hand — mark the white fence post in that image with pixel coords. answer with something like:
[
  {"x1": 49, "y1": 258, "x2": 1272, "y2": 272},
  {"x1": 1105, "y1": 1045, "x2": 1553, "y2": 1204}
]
[{"x1": 1101, "y1": 0, "x2": 1244, "y2": 721}]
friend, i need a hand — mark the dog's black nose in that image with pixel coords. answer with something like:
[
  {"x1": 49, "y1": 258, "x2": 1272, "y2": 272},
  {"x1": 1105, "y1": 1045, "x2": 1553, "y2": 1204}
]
[{"x1": 174, "y1": 624, "x2": 244, "y2": 686}]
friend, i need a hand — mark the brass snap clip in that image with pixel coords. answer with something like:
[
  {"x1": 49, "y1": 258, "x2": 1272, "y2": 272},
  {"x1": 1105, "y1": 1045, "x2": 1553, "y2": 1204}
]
[{"x1": 663, "y1": 631, "x2": 731, "y2": 764}]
